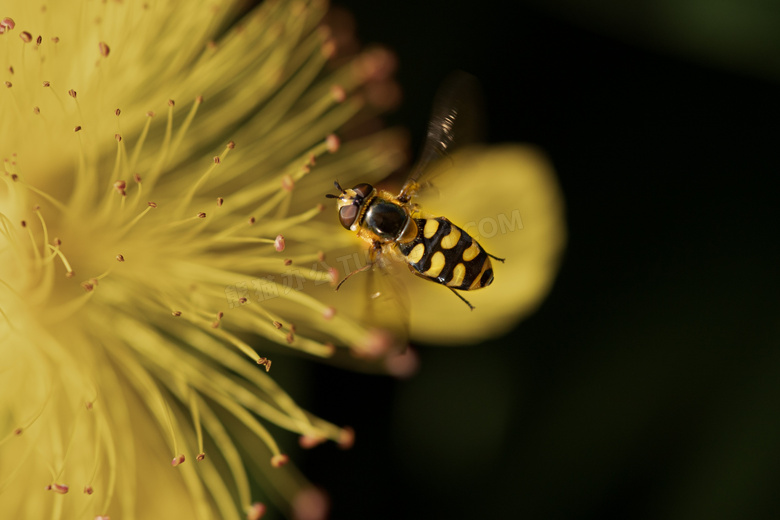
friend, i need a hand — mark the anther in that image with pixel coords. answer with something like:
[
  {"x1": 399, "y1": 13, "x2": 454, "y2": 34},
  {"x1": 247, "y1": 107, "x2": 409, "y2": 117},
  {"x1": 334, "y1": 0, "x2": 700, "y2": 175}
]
[
  {"x1": 81, "y1": 282, "x2": 94, "y2": 292},
  {"x1": 147, "y1": 201, "x2": 157, "y2": 208},
  {"x1": 114, "y1": 180, "x2": 126, "y2": 194},
  {"x1": 285, "y1": 332, "x2": 294, "y2": 344},
  {"x1": 213, "y1": 156, "x2": 220, "y2": 164},
  {"x1": 98, "y1": 41, "x2": 110, "y2": 57},
  {"x1": 36, "y1": 35, "x2": 41, "y2": 45},
  {"x1": 84, "y1": 486, "x2": 94, "y2": 494},
  {"x1": 133, "y1": 173, "x2": 142, "y2": 183},
  {"x1": 238, "y1": 297, "x2": 247, "y2": 304},
  {"x1": 270, "y1": 454, "x2": 289, "y2": 468},
  {"x1": 247, "y1": 503, "x2": 267, "y2": 520},
  {"x1": 299, "y1": 434, "x2": 326, "y2": 449},
  {"x1": 20, "y1": 31, "x2": 32, "y2": 43},
  {"x1": 47, "y1": 483, "x2": 69, "y2": 494},
  {"x1": 330, "y1": 85, "x2": 346, "y2": 103},
  {"x1": 74, "y1": 126, "x2": 82, "y2": 132},
  {"x1": 171, "y1": 454, "x2": 186, "y2": 467},
  {"x1": 281, "y1": 174, "x2": 294, "y2": 192},
  {"x1": 115, "y1": 108, "x2": 121, "y2": 116},
  {"x1": 338, "y1": 427, "x2": 355, "y2": 449},
  {"x1": 1, "y1": 17, "x2": 15, "y2": 29},
  {"x1": 284, "y1": 259, "x2": 292, "y2": 266},
  {"x1": 42, "y1": 81, "x2": 50, "y2": 87},
  {"x1": 248, "y1": 216, "x2": 255, "y2": 225},
  {"x1": 68, "y1": 89, "x2": 77, "y2": 98},
  {"x1": 257, "y1": 357, "x2": 271, "y2": 372},
  {"x1": 172, "y1": 310, "x2": 182, "y2": 317},
  {"x1": 14, "y1": 428, "x2": 22, "y2": 435},
  {"x1": 146, "y1": 111, "x2": 155, "y2": 117},
  {"x1": 272, "y1": 321, "x2": 282, "y2": 329},
  {"x1": 326, "y1": 134, "x2": 340, "y2": 153},
  {"x1": 85, "y1": 401, "x2": 94, "y2": 409},
  {"x1": 33, "y1": 106, "x2": 40, "y2": 115},
  {"x1": 197, "y1": 212, "x2": 206, "y2": 218},
  {"x1": 322, "y1": 307, "x2": 336, "y2": 320},
  {"x1": 216, "y1": 197, "x2": 223, "y2": 206},
  {"x1": 4, "y1": 81, "x2": 10, "y2": 88},
  {"x1": 227, "y1": 140, "x2": 234, "y2": 149},
  {"x1": 274, "y1": 235, "x2": 285, "y2": 252},
  {"x1": 115, "y1": 134, "x2": 122, "y2": 142},
  {"x1": 168, "y1": 99, "x2": 175, "y2": 107}
]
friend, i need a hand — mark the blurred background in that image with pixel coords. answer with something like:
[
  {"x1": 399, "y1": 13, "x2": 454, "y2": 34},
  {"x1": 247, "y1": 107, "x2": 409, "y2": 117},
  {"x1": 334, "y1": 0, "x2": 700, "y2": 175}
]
[{"x1": 273, "y1": 1, "x2": 780, "y2": 518}]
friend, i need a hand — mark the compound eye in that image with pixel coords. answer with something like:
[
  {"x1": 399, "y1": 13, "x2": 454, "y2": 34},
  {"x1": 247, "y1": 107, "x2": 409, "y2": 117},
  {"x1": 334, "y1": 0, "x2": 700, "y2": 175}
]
[
  {"x1": 338, "y1": 204, "x2": 359, "y2": 229},
  {"x1": 352, "y1": 183, "x2": 373, "y2": 199}
]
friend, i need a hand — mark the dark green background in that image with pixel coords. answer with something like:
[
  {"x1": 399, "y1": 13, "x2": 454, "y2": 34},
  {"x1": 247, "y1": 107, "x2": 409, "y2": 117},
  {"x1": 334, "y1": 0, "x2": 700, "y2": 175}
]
[{"x1": 275, "y1": 1, "x2": 780, "y2": 518}]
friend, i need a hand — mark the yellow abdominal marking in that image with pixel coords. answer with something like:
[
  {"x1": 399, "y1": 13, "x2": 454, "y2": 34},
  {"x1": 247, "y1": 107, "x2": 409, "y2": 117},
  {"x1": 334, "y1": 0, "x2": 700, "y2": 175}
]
[
  {"x1": 440, "y1": 227, "x2": 461, "y2": 249},
  {"x1": 423, "y1": 219, "x2": 439, "y2": 239},
  {"x1": 423, "y1": 251, "x2": 446, "y2": 278},
  {"x1": 462, "y1": 242, "x2": 481, "y2": 261},
  {"x1": 407, "y1": 243, "x2": 425, "y2": 263},
  {"x1": 448, "y1": 263, "x2": 466, "y2": 287}
]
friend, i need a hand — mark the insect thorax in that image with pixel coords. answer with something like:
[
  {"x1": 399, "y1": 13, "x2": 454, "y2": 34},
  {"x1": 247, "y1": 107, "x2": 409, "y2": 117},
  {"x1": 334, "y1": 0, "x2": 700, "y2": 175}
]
[{"x1": 363, "y1": 198, "x2": 409, "y2": 241}]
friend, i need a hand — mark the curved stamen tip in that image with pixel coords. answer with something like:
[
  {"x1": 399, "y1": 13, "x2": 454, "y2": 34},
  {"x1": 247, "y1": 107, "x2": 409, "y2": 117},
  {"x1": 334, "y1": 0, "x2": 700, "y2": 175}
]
[
  {"x1": 247, "y1": 502, "x2": 267, "y2": 520},
  {"x1": 170, "y1": 454, "x2": 186, "y2": 467},
  {"x1": 270, "y1": 454, "x2": 289, "y2": 468}
]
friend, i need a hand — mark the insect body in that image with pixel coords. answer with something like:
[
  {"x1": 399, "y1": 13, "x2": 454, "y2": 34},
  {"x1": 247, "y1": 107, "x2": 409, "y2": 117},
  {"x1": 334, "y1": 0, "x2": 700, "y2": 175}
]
[{"x1": 326, "y1": 73, "x2": 503, "y2": 310}]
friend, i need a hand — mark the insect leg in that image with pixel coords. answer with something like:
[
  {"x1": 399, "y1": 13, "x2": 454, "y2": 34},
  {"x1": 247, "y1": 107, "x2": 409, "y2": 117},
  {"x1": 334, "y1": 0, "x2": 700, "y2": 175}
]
[
  {"x1": 335, "y1": 241, "x2": 381, "y2": 291},
  {"x1": 487, "y1": 252, "x2": 505, "y2": 263},
  {"x1": 448, "y1": 287, "x2": 475, "y2": 311}
]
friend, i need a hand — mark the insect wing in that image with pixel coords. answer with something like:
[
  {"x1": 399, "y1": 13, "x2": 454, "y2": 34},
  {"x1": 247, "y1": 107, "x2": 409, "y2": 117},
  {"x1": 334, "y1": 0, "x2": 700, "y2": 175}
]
[
  {"x1": 399, "y1": 71, "x2": 484, "y2": 202},
  {"x1": 362, "y1": 245, "x2": 411, "y2": 353}
]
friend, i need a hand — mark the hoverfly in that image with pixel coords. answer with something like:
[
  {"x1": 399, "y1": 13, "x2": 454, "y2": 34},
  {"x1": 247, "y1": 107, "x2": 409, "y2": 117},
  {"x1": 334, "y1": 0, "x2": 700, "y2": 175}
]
[{"x1": 326, "y1": 72, "x2": 503, "y2": 310}]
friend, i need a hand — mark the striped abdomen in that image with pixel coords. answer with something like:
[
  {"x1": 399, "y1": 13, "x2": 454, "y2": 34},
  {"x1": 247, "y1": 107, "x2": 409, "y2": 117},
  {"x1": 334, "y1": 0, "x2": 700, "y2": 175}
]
[{"x1": 397, "y1": 217, "x2": 494, "y2": 290}]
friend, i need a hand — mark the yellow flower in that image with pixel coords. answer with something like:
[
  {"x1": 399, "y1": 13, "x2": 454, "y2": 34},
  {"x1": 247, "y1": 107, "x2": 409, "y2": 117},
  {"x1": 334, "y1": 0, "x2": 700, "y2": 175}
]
[
  {"x1": 1, "y1": 0, "x2": 564, "y2": 519},
  {"x1": 1, "y1": 0, "x2": 405, "y2": 518}
]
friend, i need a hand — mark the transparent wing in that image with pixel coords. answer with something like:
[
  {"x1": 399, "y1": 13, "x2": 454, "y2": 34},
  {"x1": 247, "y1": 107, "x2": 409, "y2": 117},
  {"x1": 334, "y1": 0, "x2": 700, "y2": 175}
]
[
  {"x1": 398, "y1": 71, "x2": 484, "y2": 203},
  {"x1": 361, "y1": 244, "x2": 410, "y2": 354}
]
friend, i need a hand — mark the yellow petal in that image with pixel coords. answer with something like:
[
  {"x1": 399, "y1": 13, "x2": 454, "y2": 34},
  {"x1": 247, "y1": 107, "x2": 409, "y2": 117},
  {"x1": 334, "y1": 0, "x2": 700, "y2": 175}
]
[{"x1": 406, "y1": 144, "x2": 566, "y2": 344}]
